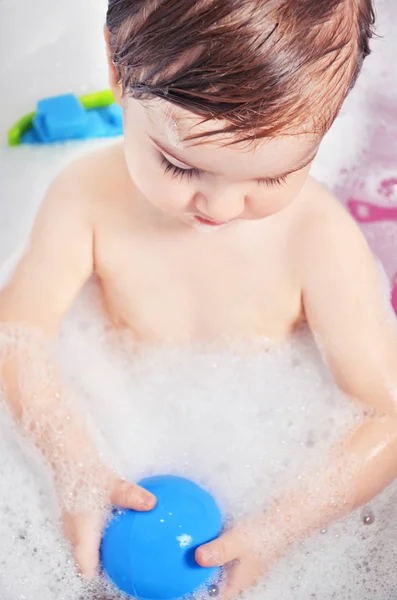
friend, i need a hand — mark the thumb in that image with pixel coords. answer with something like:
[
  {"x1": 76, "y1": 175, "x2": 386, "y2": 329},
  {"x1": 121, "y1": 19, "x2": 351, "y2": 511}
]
[
  {"x1": 196, "y1": 528, "x2": 247, "y2": 568},
  {"x1": 110, "y1": 477, "x2": 157, "y2": 512}
]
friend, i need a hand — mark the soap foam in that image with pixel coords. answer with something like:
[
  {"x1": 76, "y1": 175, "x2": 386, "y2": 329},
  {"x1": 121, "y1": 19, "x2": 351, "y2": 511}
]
[{"x1": 1, "y1": 279, "x2": 394, "y2": 600}]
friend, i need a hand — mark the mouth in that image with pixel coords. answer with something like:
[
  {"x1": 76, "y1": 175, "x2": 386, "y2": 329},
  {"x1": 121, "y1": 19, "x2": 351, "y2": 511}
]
[{"x1": 193, "y1": 215, "x2": 227, "y2": 227}]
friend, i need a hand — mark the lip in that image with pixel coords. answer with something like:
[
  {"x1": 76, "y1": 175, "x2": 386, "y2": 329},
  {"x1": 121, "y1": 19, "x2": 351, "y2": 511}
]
[{"x1": 194, "y1": 215, "x2": 227, "y2": 227}]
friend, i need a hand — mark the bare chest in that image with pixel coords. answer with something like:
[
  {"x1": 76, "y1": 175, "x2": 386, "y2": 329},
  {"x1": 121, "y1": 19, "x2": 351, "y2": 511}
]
[{"x1": 94, "y1": 221, "x2": 302, "y2": 343}]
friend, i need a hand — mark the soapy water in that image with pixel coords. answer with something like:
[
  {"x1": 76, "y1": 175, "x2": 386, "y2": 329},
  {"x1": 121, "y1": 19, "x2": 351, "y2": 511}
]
[
  {"x1": 0, "y1": 282, "x2": 381, "y2": 600},
  {"x1": 1, "y1": 0, "x2": 397, "y2": 599},
  {"x1": 1, "y1": 281, "x2": 397, "y2": 600}
]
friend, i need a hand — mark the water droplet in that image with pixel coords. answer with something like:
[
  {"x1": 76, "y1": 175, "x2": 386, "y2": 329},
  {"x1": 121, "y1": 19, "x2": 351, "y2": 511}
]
[
  {"x1": 208, "y1": 584, "x2": 219, "y2": 597},
  {"x1": 362, "y1": 510, "x2": 375, "y2": 525}
]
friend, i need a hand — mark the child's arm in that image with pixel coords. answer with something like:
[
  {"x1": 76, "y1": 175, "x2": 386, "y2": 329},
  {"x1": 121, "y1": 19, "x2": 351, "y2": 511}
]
[
  {"x1": 197, "y1": 203, "x2": 397, "y2": 598},
  {"x1": 0, "y1": 160, "x2": 155, "y2": 578}
]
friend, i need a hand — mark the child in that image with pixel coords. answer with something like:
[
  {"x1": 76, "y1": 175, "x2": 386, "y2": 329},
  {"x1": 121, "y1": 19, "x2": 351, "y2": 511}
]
[{"x1": 2, "y1": 1, "x2": 397, "y2": 598}]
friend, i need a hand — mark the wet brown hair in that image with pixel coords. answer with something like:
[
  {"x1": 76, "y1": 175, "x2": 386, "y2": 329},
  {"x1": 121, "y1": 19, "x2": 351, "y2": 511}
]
[{"x1": 106, "y1": 0, "x2": 375, "y2": 141}]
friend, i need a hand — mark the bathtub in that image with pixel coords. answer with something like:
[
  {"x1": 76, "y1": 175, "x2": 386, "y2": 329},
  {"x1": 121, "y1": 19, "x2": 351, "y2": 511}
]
[{"x1": 1, "y1": 1, "x2": 397, "y2": 599}]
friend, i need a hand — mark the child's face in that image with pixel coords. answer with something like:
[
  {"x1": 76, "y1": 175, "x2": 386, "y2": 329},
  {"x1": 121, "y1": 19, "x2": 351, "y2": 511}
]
[{"x1": 122, "y1": 98, "x2": 320, "y2": 230}]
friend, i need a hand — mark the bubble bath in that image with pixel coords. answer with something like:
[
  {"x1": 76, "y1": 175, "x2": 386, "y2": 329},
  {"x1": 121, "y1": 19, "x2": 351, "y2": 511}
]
[{"x1": 1, "y1": 1, "x2": 397, "y2": 599}]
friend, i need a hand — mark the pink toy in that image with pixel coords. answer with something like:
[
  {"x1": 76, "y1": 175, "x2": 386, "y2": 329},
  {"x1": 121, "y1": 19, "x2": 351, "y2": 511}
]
[
  {"x1": 346, "y1": 178, "x2": 397, "y2": 317},
  {"x1": 347, "y1": 199, "x2": 397, "y2": 223},
  {"x1": 378, "y1": 178, "x2": 397, "y2": 198}
]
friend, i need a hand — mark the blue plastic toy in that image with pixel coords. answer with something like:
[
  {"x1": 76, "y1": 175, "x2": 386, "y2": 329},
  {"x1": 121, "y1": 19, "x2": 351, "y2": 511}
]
[
  {"x1": 8, "y1": 91, "x2": 123, "y2": 146},
  {"x1": 101, "y1": 475, "x2": 223, "y2": 600}
]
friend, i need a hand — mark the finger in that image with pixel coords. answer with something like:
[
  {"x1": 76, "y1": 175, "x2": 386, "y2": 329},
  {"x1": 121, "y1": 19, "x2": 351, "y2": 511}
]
[
  {"x1": 222, "y1": 559, "x2": 262, "y2": 600},
  {"x1": 196, "y1": 528, "x2": 247, "y2": 568},
  {"x1": 74, "y1": 539, "x2": 100, "y2": 580},
  {"x1": 64, "y1": 512, "x2": 103, "y2": 580},
  {"x1": 110, "y1": 478, "x2": 156, "y2": 511}
]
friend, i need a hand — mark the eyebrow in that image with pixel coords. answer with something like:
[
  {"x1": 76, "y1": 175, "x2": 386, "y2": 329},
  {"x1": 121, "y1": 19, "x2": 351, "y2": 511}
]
[{"x1": 149, "y1": 135, "x2": 318, "y2": 181}]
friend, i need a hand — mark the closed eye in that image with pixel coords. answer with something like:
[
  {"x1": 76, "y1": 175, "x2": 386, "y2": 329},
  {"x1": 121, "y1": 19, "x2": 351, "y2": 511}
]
[
  {"x1": 161, "y1": 156, "x2": 200, "y2": 181},
  {"x1": 256, "y1": 175, "x2": 288, "y2": 188},
  {"x1": 160, "y1": 155, "x2": 288, "y2": 188}
]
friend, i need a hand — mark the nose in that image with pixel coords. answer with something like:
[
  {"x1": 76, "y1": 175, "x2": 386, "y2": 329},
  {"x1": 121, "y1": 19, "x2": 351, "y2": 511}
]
[{"x1": 193, "y1": 187, "x2": 246, "y2": 223}]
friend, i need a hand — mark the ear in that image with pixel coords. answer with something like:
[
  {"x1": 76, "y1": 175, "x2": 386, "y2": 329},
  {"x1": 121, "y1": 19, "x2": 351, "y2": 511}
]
[{"x1": 104, "y1": 26, "x2": 123, "y2": 106}]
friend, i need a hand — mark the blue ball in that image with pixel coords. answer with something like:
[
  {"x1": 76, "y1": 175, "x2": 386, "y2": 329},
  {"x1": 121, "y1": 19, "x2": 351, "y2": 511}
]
[{"x1": 101, "y1": 475, "x2": 223, "y2": 600}]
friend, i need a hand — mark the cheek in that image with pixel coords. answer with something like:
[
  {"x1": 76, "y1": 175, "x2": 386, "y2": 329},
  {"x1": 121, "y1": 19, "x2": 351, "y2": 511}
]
[
  {"x1": 249, "y1": 168, "x2": 310, "y2": 216},
  {"x1": 122, "y1": 134, "x2": 192, "y2": 211}
]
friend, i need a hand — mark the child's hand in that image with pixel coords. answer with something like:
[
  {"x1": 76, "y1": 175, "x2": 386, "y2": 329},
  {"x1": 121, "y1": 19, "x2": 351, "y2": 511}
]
[
  {"x1": 62, "y1": 472, "x2": 156, "y2": 579},
  {"x1": 196, "y1": 519, "x2": 280, "y2": 600}
]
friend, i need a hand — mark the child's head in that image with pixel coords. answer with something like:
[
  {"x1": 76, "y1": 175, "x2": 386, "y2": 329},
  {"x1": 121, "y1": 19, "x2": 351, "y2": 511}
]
[{"x1": 105, "y1": 0, "x2": 375, "y2": 229}]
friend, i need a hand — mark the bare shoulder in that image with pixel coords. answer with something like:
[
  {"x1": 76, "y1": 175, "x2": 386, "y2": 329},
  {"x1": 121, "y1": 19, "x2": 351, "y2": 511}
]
[
  {"x1": 293, "y1": 177, "x2": 355, "y2": 234},
  {"x1": 0, "y1": 147, "x2": 129, "y2": 329},
  {"x1": 48, "y1": 142, "x2": 128, "y2": 211},
  {"x1": 291, "y1": 176, "x2": 372, "y2": 270},
  {"x1": 64, "y1": 142, "x2": 127, "y2": 182}
]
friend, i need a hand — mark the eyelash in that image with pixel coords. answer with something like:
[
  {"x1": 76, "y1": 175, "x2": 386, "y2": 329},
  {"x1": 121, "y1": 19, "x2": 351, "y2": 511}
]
[
  {"x1": 161, "y1": 156, "x2": 200, "y2": 182},
  {"x1": 160, "y1": 155, "x2": 288, "y2": 188}
]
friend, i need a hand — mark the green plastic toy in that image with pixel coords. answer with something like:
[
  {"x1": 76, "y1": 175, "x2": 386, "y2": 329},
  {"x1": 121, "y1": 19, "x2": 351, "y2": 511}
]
[{"x1": 8, "y1": 89, "x2": 119, "y2": 146}]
